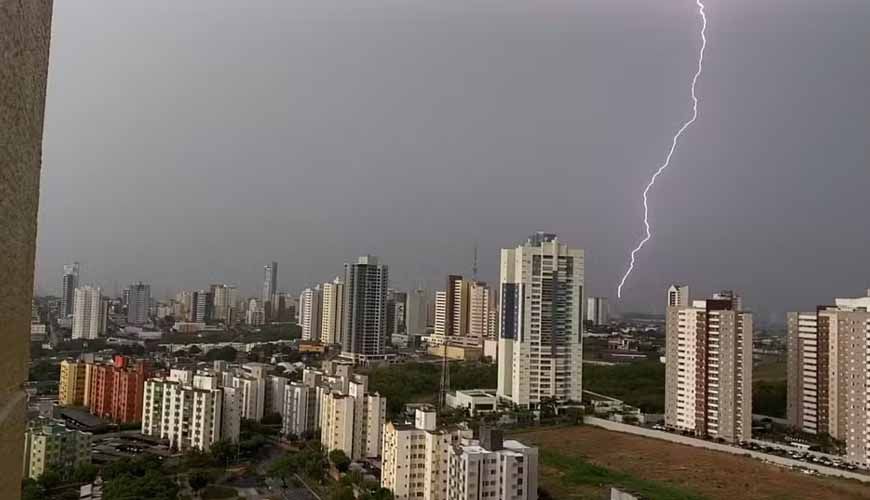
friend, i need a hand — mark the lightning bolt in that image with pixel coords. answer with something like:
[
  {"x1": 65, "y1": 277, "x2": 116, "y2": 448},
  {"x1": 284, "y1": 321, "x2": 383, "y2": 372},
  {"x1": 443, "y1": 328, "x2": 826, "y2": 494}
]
[{"x1": 617, "y1": 0, "x2": 708, "y2": 299}]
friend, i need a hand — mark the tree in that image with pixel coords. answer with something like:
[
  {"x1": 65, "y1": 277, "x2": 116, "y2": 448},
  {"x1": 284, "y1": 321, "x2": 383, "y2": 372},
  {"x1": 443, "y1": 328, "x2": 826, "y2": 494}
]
[
  {"x1": 360, "y1": 488, "x2": 395, "y2": 500},
  {"x1": 205, "y1": 346, "x2": 237, "y2": 362},
  {"x1": 328, "y1": 449, "x2": 351, "y2": 473},
  {"x1": 71, "y1": 462, "x2": 99, "y2": 483},
  {"x1": 21, "y1": 479, "x2": 44, "y2": 500},
  {"x1": 268, "y1": 453, "x2": 299, "y2": 488},
  {"x1": 210, "y1": 439, "x2": 236, "y2": 465},
  {"x1": 330, "y1": 485, "x2": 356, "y2": 500},
  {"x1": 188, "y1": 471, "x2": 210, "y2": 493},
  {"x1": 188, "y1": 345, "x2": 202, "y2": 355},
  {"x1": 103, "y1": 469, "x2": 178, "y2": 500},
  {"x1": 37, "y1": 469, "x2": 62, "y2": 490}
]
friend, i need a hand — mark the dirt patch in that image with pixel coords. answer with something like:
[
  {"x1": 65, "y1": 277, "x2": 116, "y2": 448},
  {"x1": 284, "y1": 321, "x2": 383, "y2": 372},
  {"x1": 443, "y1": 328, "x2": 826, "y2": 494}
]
[{"x1": 514, "y1": 426, "x2": 870, "y2": 500}]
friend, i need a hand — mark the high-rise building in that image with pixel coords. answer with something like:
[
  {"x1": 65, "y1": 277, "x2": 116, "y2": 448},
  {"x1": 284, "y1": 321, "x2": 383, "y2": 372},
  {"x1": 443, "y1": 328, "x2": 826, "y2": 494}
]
[
  {"x1": 468, "y1": 281, "x2": 492, "y2": 339},
  {"x1": 282, "y1": 382, "x2": 318, "y2": 437},
  {"x1": 664, "y1": 289, "x2": 752, "y2": 443},
  {"x1": 341, "y1": 256, "x2": 390, "y2": 363},
  {"x1": 497, "y1": 233, "x2": 584, "y2": 408},
  {"x1": 406, "y1": 288, "x2": 430, "y2": 337},
  {"x1": 321, "y1": 278, "x2": 345, "y2": 345},
  {"x1": 245, "y1": 298, "x2": 265, "y2": 326},
  {"x1": 385, "y1": 290, "x2": 407, "y2": 338},
  {"x1": 58, "y1": 360, "x2": 88, "y2": 406},
  {"x1": 434, "y1": 277, "x2": 492, "y2": 343},
  {"x1": 667, "y1": 284, "x2": 690, "y2": 308},
  {"x1": 447, "y1": 428, "x2": 539, "y2": 500},
  {"x1": 299, "y1": 286, "x2": 323, "y2": 342},
  {"x1": 23, "y1": 420, "x2": 91, "y2": 480},
  {"x1": 61, "y1": 262, "x2": 80, "y2": 317},
  {"x1": 263, "y1": 261, "x2": 278, "y2": 312},
  {"x1": 211, "y1": 284, "x2": 238, "y2": 323},
  {"x1": 126, "y1": 282, "x2": 151, "y2": 325},
  {"x1": 586, "y1": 296, "x2": 609, "y2": 326},
  {"x1": 787, "y1": 292, "x2": 870, "y2": 467},
  {"x1": 190, "y1": 289, "x2": 213, "y2": 323},
  {"x1": 72, "y1": 286, "x2": 104, "y2": 340}
]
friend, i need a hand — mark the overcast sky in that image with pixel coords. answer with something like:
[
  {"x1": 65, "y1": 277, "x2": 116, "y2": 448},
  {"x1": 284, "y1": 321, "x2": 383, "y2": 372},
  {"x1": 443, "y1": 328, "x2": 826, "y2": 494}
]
[{"x1": 36, "y1": 0, "x2": 870, "y2": 321}]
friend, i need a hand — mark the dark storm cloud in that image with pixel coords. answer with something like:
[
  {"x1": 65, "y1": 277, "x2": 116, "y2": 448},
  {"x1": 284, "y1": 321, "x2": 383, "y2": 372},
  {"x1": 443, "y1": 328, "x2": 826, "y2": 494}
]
[{"x1": 36, "y1": 0, "x2": 870, "y2": 321}]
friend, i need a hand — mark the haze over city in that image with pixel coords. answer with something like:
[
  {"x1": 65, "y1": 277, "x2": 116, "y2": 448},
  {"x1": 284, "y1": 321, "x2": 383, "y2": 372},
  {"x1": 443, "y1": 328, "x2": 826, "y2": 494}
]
[{"x1": 37, "y1": 0, "x2": 870, "y2": 317}]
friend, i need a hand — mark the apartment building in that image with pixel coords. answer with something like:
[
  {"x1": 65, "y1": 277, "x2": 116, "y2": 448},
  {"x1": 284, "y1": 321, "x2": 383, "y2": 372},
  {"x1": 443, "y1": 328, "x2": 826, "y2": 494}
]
[
  {"x1": 664, "y1": 288, "x2": 752, "y2": 443},
  {"x1": 58, "y1": 360, "x2": 88, "y2": 406},
  {"x1": 23, "y1": 420, "x2": 91, "y2": 480},
  {"x1": 321, "y1": 392, "x2": 356, "y2": 457},
  {"x1": 447, "y1": 429, "x2": 539, "y2": 500},
  {"x1": 84, "y1": 356, "x2": 151, "y2": 423},
  {"x1": 321, "y1": 277, "x2": 345, "y2": 345},
  {"x1": 72, "y1": 286, "x2": 104, "y2": 340},
  {"x1": 382, "y1": 410, "x2": 457, "y2": 500},
  {"x1": 787, "y1": 292, "x2": 870, "y2": 466},
  {"x1": 300, "y1": 286, "x2": 323, "y2": 342},
  {"x1": 141, "y1": 377, "x2": 227, "y2": 452},
  {"x1": 497, "y1": 233, "x2": 584, "y2": 408},
  {"x1": 341, "y1": 256, "x2": 390, "y2": 363}
]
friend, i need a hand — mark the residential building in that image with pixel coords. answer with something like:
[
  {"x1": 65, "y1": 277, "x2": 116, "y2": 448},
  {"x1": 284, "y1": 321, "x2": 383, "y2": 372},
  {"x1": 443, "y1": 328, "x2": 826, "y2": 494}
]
[
  {"x1": 321, "y1": 277, "x2": 345, "y2": 345},
  {"x1": 406, "y1": 288, "x2": 430, "y2": 337},
  {"x1": 468, "y1": 281, "x2": 492, "y2": 340},
  {"x1": 667, "y1": 284, "x2": 690, "y2": 308},
  {"x1": 175, "y1": 291, "x2": 194, "y2": 320},
  {"x1": 348, "y1": 375, "x2": 386, "y2": 459},
  {"x1": 23, "y1": 420, "x2": 91, "y2": 480},
  {"x1": 141, "y1": 378, "x2": 229, "y2": 452},
  {"x1": 447, "y1": 428, "x2": 539, "y2": 500},
  {"x1": 263, "y1": 261, "x2": 278, "y2": 318},
  {"x1": 266, "y1": 375, "x2": 289, "y2": 417},
  {"x1": 320, "y1": 392, "x2": 355, "y2": 458},
  {"x1": 58, "y1": 360, "x2": 88, "y2": 407},
  {"x1": 86, "y1": 356, "x2": 151, "y2": 423},
  {"x1": 586, "y1": 296, "x2": 609, "y2": 326},
  {"x1": 190, "y1": 289, "x2": 213, "y2": 323},
  {"x1": 283, "y1": 382, "x2": 318, "y2": 437},
  {"x1": 381, "y1": 409, "x2": 466, "y2": 500},
  {"x1": 211, "y1": 284, "x2": 238, "y2": 323},
  {"x1": 246, "y1": 298, "x2": 265, "y2": 326},
  {"x1": 341, "y1": 256, "x2": 390, "y2": 363},
  {"x1": 300, "y1": 286, "x2": 323, "y2": 342},
  {"x1": 787, "y1": 292, "x2": 870, "y2": 466},
  {"x1": 126, "y1": 282, "x2": 151, "y2": 325},
  {"x1": 61, "y1": 262, "x2": 80, "y2": 318},
  {"x1": 497, "y1": 233, "x2": 584, "y2": 408},
  {"x1": 72, "y1": 286, "x2": 104, "y2": 340},
  {"x1": 386, "y1": 290, "x2": 407, "y2": 337},
  {"x1": 664, "y1": 289, "x2": 752, "y2": 443}
]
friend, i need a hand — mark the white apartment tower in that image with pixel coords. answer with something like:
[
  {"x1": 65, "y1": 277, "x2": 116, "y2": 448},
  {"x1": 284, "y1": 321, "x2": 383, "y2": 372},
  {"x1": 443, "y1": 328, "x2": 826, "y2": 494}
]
[
  {"x1": 447, "y1": 429, "x2": 539, "y2": 500},
  {"x1": 320, "y1": 392, "x2": 355, "y2": 458},
  {"x1": 300, "y1": 285, "x2": 323, "y2": 342},
  {"x1": 586, "y1": 297, "x2": 609, "y2": 326},
  {"x1": 787, "y1": 292, "x2": 870, "y2": 467},
  {"x1": 497, "y1": 233, "x2": 584, "y2": 408},
  {"x1": 381, "y1": 410, "x2": 459, "y2": 500},
  {"x1": 321, "y1": 277, "x2": 345, "y2": 345},
  {"x1": 72, "y1": 286, "x2": 104, "y2": 340},
  {"x1": 142, "y1": 378, "x2": 226, "y2": 452},
  {"x1": 664, "y1": 289, "x2": 752, "y2": 443}
]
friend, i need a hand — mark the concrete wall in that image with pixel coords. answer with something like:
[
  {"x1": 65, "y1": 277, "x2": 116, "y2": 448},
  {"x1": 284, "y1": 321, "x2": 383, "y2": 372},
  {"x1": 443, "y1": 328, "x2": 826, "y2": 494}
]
[{"x1": 0, "y1": 0, "x2": 53, "y2": 497}]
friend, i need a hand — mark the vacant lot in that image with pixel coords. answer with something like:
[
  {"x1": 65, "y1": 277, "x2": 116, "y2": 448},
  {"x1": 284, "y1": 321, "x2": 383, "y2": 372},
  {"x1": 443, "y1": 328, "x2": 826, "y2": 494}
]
[{"x1": 514, "y1": 426, "x2": 869, "y2": 500}]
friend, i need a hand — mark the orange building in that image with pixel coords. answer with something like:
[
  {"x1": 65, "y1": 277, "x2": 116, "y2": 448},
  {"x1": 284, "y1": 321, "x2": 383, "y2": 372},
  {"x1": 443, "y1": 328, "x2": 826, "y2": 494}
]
[{"x1": 86, "y1": 356, "x2": 150, "y2": 423}]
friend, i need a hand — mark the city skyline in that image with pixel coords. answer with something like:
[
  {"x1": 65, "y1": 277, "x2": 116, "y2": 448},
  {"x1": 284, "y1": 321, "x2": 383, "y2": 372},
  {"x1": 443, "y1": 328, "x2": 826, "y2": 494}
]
[{"x1": 33, "y1": 0, "x2": 870, "y2": 318}]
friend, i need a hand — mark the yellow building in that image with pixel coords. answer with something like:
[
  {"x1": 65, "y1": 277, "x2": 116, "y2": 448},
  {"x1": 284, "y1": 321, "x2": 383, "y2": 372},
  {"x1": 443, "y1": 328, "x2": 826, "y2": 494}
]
[{"x1": 58, "y1": 360, "x2": 88, "y2": 407}]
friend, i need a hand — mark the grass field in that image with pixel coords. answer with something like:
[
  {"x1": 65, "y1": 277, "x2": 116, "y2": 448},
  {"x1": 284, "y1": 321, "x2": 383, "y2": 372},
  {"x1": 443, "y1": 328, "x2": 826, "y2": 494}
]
[{"x1": 514, "y1": 425, "x2": 870, "y2": 500}]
